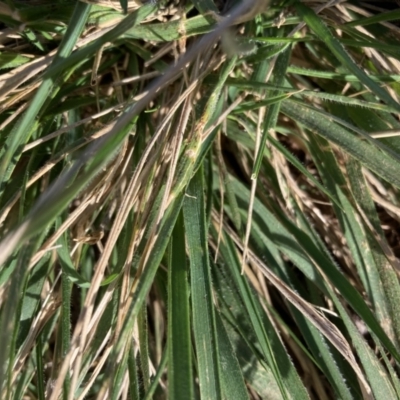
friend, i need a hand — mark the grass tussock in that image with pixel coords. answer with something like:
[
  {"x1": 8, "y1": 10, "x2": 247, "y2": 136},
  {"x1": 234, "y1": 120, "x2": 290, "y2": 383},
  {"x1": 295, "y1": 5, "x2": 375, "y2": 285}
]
[{"x1": 1, "y1": 0, "x2": 400, "y2": 399}]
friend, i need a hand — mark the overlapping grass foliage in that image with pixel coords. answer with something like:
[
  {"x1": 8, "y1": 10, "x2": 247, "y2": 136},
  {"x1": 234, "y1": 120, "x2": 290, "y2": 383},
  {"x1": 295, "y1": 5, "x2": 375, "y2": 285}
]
[{"x1": 1, "y1": 0, "x2": 400, "y2": 398}]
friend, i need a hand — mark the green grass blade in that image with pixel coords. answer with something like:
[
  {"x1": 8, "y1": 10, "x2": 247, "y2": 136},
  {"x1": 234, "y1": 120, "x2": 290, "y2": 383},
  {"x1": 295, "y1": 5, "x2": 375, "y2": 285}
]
[
  {"x1": 212, "y1": 265, "x2": 286, "y2": 399},
  {"x1": 128, "y1": 345, "x2": 140, "y2": 400},
  {"x1": 287, "y1": 65, "x2": 400, "y2": 83},
  {"x1": 215, "y1": 310, "x2": 249, "y2": 400},
  {"x1": 343, "y1": 9, "x2": 400, "y2": 27},
  {"x1": 2, "y1": 1, "x2": 400, "y2": 398},
  {"x1": 266, "y1": 133, "x2": 343, "y2": 209},
  {"x1": 183, "y1": 166, "x2": 223, "y2": 400},
  {"x1": 167, "y1": 211, "x2": 194, "y2": 399},
  {"x1": 0, "y1": 243, "x2": 36, "y2": 393},
  {"x1": 288, "y1": 295, "x2": 357, "y2": 399},
  {"x1": 36, "y1": 335, "x2": 45, "y2": 400},
  {"x1": 143, "y1": 345, "x2": 168, "y2": 400},
  {"x1": 60, "y1": 254, "x2": 72, "y2": 400},
  {"x1": 137, "y1": 304, "x2": 150, "y2": 393},
  {"x1": 326, "y1": 282, "x2": 397, "y2": 399},
  {"x1": 253, "y1": 43, "x2": 291, "y2": 177},
  {"x1": 291, "y1": 201, "x2": 397, "y2": 398},
  {"x1": 122, "y1": 14, "x2": 213, "y2": 42},
  {"x1": 111, "y1": 346, "x2": 130, "y2": 400},
  {"x1": 346, "y1": 158, "x2": 400, "y2": 346},
  {"x1": 280, "y1": 99, "x2": 400, "y2": 189},
  {"x1": 294, "y1": 1, "x2": 400, "y2": 112}
]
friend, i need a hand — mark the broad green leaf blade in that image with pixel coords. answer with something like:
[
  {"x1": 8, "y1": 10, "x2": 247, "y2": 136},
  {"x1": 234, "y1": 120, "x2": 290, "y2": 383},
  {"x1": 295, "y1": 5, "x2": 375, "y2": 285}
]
[
  {"x1": 215, "y1": 311, "x2": 249, "y2": 400},
  {"x1": 346, "y1": 158, "x2": 400, "y2": 346},
  {"x1": 183, "y1": 166, "x2": 223, "y2": 400},
  {"x1": 0, "y1": 52, "x2": 30, "y2": 69},
  {"x1": 168, "y1": 211, "x2": 194, "y2": 400},
  {"x1": 280, "y1": 99, "x2": 400, "y2": 189}
]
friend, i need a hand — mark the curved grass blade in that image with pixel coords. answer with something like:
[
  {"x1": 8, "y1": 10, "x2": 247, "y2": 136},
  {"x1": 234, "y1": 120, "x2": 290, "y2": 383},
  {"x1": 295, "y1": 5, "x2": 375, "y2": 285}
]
[
  {"x1": 128, "y1": 345, "x2": 140, "y2": 400},
  {"x1": 291, "y1": 201, "x2": 397, "y2": 399},
  {"x1": 0, "y1": 241, "x2": 39, "y2": 394},
  {"x1": 287, "y1": 295, "x2": 357, "y2": 400}
]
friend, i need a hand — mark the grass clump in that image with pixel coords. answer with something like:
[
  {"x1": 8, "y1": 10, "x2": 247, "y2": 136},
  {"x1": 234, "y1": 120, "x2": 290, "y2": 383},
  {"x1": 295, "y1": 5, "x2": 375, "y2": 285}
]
[{"x1": 1, "y1": 0, "x2": 400, "y2": 398}]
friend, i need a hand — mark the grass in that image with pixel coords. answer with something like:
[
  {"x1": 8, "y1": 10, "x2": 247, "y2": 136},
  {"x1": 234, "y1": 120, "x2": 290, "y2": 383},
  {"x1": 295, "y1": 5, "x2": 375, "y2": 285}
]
[{"x1": 1, "y1": 0, "x2": 400, "y2": 398}]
